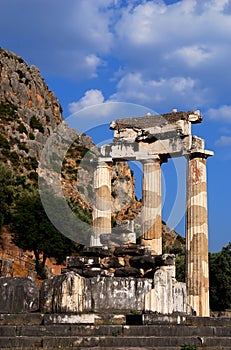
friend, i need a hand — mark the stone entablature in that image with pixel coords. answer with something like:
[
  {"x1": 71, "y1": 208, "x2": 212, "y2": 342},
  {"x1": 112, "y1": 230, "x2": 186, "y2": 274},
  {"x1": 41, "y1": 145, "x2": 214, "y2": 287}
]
[{"x1": 101, "y1": 110, "x2": 205, "y2": 161}]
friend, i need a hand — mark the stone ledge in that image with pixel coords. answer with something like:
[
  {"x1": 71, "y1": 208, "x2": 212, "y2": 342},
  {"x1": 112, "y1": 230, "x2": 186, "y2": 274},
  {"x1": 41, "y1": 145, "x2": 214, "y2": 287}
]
[
  {"x1": 1, "y1": 313, "x2": 230, "y2": 326},
  {"x1": 44, "y1": 314, "x2": 95, "y2": 325},
  {"x1": 0, "y1": 313, "x2": 43, "y2": 325}
]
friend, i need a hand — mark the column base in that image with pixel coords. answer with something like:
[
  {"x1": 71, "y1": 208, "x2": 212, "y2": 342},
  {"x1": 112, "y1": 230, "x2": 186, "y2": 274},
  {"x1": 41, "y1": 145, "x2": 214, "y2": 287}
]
[{"x1": 90, "y1": 235, "x2": 102, "y2": 247}]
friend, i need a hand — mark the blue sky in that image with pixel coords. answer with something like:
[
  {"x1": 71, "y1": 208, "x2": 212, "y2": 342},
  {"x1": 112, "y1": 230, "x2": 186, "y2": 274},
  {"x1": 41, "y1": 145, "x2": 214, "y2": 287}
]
[{"x1": 1, "y1": 0, "x2": 231, "y2": 251}]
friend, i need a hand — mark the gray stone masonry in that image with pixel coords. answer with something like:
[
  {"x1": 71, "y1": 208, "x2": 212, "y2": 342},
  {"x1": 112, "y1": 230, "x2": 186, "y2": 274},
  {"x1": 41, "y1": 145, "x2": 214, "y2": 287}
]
[
  {"x1": 40, "y1": 251, "x2": 187, "y2": 315},
  {"x1": 0, "y1": 314, "x2": 231, "y2": 349},
  {"x1": 0, "y1": 277, "x2": 39, "y2": 313},
  {"x1": 64, "y1": 248, "x2": 175, "y2": 278}
]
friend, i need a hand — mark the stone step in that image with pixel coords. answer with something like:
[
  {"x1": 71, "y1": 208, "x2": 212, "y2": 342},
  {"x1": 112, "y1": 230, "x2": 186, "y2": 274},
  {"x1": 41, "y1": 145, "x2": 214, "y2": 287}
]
[
  {"x1": 1, "y1": 335, "x2": 231, "y2": 348},
  {"x1": 0, "y1": 313, "x2": 43, "y2": 325},
  {"x1": 1, "y1": 313, "x2": 231, "y2": 327},
  {"x1": 185, "y1": 316, "x2": 231, "y2": 326},
  {"x1": 1, "y1": 324, "x2": 231, "y2": 337},
  {"x1": 74, "y1": 348, "x2": 193, "y2": 350},
  {"x1": 2, "y1": 348, "x2": 231, "y2": 350},
  {"x1": 0, "y1": 314, "x2": 231, "y2": 349},
  {"x1": 0, "y1": 348, "x2": 194, "y2": 350},
  {"x1": 75, "y1": 348, "x2": 231, "y2": 350},
  {"x1": 0, "y1": 336, "x2": 42, "y2": 348},
  {"x1": 123, "y1": 325, "x2": 231, "y2": 337},
  {"x1": 2, "y1": 347, "x2": 231, "y2": 350},
  {"x1": 142, "y1": 314, "x2": 231, "y2": 326},
  {"x1": 44, "y1": 336, "x2": 231, "y2": 348}
]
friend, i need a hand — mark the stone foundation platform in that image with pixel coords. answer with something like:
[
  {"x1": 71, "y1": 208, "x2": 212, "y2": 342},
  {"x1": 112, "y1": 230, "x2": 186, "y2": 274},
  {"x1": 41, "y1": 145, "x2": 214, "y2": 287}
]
[
  {"x1": 0, "y1": 313, "x2": 230, "y2": 349},
  {"x1": 40, "y1": 250, "x2": 187, "y2": 315}
]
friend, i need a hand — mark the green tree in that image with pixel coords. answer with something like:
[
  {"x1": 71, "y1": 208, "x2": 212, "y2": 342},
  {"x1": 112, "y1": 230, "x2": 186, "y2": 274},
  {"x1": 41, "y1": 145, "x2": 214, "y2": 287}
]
[
  {"x1": 11, "y1": 190, "x2": 77, "y2": 278},
  {"x1": 0, "y1": 164, "x2": 24, "y2": 231},
  {"x1": 175, "y1": 253, "x2": 186, "y2": 282},
  {"x1": 209, "y1": 242, "x2": 231, "y2": 311}
]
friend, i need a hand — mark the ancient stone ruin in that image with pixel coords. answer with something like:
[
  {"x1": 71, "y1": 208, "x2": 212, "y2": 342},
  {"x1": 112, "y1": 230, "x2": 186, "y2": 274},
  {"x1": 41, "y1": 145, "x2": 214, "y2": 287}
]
[
  {"x1": 88, "y1": 109, "x2": 213, "y2": 317},
  {"x1": 0, "y1": 110, "x2": 213, "y2": 320}
]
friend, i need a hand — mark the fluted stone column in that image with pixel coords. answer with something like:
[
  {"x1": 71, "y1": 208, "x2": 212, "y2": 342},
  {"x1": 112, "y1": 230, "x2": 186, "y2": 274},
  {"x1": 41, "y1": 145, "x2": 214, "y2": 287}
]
[
  {"x1": 186, "y1": 152, "x2": 212, "y2": 316},
  {"x1": 91, "y1": 161, "x2": 111, "y2": 246},
  {"x1": 141, "y1": 157, "x2": 162, "y2": 255}
]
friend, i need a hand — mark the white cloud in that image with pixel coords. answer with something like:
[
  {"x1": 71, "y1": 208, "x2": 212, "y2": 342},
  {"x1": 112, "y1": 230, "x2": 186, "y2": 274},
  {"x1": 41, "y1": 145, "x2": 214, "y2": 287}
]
[
  {"x1": 2, "y1": 0, "x2": 231, "y2": 110},
  {"x1": 67, "y1": 89, "x2": 154, "y2": 133},
  {"x1": 204, "y1": 0, "x2": 230, "y2": 12},
  {"x1": 115, "y1": 2, "x2": 166, "y2": 46},
  {"x1": 0, "y1": 0, "x2": 114, "y2": 79},
  {"x1": 207, "y1": 105, "x2": 231, "y2": 123},
  {"x1": 114, "y1": 0, "x2": 231, "y2": 64},
  {"x1": 68, "y1": 88, "x2": 153, "y2": 117},
  {"x1": 110, "y1": 72, "x2": 207, "y2": 110},
  {"x1": 84, "y1": 55, "x2": 103, "y2": 78},
  {"x1": 167, "y1": 45, "x2": 213, "y2": 68},
  {"x1": 68, "y1": 0, "x2": 113, "y2": 54},
  {"x1": 112, "y1": 0, "x2": 231, "y2": 109},
  {"x1": 215, "y1": 136, "x2": 231, "y2": 146},
  {"x1": 65, "y1": 90, "x2": 154, "y2": 134},
  {"x1": 69, "y1": 90, "x2": 105, "y2": 114}
]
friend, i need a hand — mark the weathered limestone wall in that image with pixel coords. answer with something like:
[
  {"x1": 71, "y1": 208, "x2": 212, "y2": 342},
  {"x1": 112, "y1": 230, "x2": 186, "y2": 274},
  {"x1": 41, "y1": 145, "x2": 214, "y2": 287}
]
[
  {"x1": 186, "y1": 154, "x2": 209, "y2": 316},
  {"x1": 40, "y1": 271, "x2": 153, "y2": 313},
  {"x1": 0, "y1": 255, "x2": 187, "y2": 315},
  {"x1": 40, "y1": 253, "x2": 187, "y2": 315},
  {"x1": 91, "y1": 276, "x2": 153, "y2": 311},
  {"x1": 40, "y1": 272, "x2": 91, "y2": 313},
  {"x1": 40, "y1": 270, "x2": 187, "y2": 314},
  {"x1": 144, "y1": 266, "x2": 187, "y2": 314},
  {"x1": 141, "y1": 158, "x2": 162, "y2": 254}
]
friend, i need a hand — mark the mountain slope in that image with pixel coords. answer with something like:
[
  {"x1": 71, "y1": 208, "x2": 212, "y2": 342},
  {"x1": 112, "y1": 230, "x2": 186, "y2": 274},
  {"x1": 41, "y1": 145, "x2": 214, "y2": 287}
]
[{"x1": 0, "y1": 48, "x2": 135, "y2": 209}]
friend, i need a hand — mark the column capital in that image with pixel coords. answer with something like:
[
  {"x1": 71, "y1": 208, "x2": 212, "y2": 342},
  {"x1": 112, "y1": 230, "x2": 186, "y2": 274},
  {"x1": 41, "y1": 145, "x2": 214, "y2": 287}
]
[
  {"x1": 140, "y1": 155, "x2": 167, "y2": 165},
  {"x1": 98, "y1": 157, "x2": 113, "y2": 164},
  {"x1": 93, "y1": 159, "x2": 113, "y2": 169},
  {"x1": 141, "y1": 155, "x2": 160, "y2": 164},
  {"x1": 186, "y1": 149, "x2": 214, "y2": 160}
]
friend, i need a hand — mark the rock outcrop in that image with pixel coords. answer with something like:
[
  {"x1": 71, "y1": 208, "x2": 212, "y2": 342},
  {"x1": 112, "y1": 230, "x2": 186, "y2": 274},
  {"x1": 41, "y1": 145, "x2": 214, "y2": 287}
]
[
  {"x1": 0, "y1": 48, "x2": 137, "y2": 211},
  {"x1": 0, "y1": 48, "x2": 63, "y2": 172}
]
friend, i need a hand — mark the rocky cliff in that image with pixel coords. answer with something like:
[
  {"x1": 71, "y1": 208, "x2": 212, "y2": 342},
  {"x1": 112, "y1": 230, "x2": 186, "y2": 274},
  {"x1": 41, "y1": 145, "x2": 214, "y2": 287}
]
[
  {"x1": 0, "y1": 48, "x2": 135, "y2": 210},
  {"x1": 0, "y1": 48, "x2": 93, "y2": 186},
  {"x1": 0, "y1": 49, "x2": 62, "y2": 173}
]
